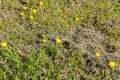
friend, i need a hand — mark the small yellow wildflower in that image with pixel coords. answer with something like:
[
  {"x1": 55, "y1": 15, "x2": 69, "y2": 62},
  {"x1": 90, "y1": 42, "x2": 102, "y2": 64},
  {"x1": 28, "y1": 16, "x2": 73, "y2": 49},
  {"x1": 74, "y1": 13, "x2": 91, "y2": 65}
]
[
  {"x1": 25, "y1": 0, "x2": 29, "y2": 3},
  {"x1": 0, "y1": 42, "x2": 7, "y2": 47},
  {"x1": 32, "y1": 9, "x2": 37, "y2": 14},
  {"x1": 95, "y1": 52, "x2": 101, "y2": 57},
  {"x1": 41, "y1": 39, "x2": 47, "y2": 43},
  {"x1": 40, "y1": 1, "x2": 44, "y2": 5},
  {"x1": 75, "y1": 17, "x2": 80, "y2": 21},
  {"x1": 56, "y1": 38, "x2": 61, "y2": 44},
  {"x1": 22, "y1": 6, "x2": 27, "y2": 10},
  {"x1": 108, "y1": 61, "x2": 116, "y2": 68},
  {"x1": 20, "y1": 12, "x2": 25, "y2": 17},
  {"x1": 29, "y1": 15, "x2": 34, "y2": 20}
]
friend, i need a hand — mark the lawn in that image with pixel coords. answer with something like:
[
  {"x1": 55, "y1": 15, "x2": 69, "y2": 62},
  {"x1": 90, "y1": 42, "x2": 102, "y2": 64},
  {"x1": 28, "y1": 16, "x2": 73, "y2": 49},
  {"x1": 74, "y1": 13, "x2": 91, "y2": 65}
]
[{"x1": 0, "y1": 0, "x2": 120, "y2": 80}]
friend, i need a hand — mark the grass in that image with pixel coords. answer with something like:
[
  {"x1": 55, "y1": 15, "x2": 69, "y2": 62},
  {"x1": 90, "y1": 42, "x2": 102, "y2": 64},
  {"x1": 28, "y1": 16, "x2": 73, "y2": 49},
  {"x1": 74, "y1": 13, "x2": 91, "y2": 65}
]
[{"x1": 0, "y1": 0, "x2": 120, "y2": 80}]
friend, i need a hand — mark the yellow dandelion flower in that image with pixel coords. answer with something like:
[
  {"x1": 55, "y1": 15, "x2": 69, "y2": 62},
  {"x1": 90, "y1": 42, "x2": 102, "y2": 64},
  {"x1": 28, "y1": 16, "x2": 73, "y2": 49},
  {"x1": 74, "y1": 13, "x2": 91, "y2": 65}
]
[
  {"x1": 40, "y1": 1, "x2": 44, "y2": 5},
  {"x1": 20, "y1": 12, "x2": 25, "y2": 17},
  {"x1": 25, "y1": 0, "x2": 29, "y2": 3},
  {"x1": 29, "y1": 15, "x2": 34, "y2": 20},
  {"x1": 32, "y1": 9, "x2": 37, "y2": 14},
  {"x1": 108, "y1": 61, "x2": 116, "y2": 68},
  {"x1": 41, "y1": 39, "x2": 47, "y2": 43},
  {"x1": 0, "y1": 42, "x2": 7, "y2": 47},
  {"x1": 75, "y1": 17, "x2": 80, "y2": 21},
  {"x1": 22, "y1": 6, "x2": 27, "y2": 10},
  {"x1": 56, "y1": 38, "x2": 61, "y2": 44},
  {"x1": 95, "y1": 52, "x2": 101, "y2": 57}
]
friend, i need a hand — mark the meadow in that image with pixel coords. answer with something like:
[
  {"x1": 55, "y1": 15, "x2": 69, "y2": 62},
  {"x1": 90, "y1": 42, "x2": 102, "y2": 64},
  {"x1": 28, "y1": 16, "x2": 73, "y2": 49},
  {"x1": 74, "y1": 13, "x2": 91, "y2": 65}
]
[{"x1": 0, "y1": 0, "x2": 120, "y2": 80}]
